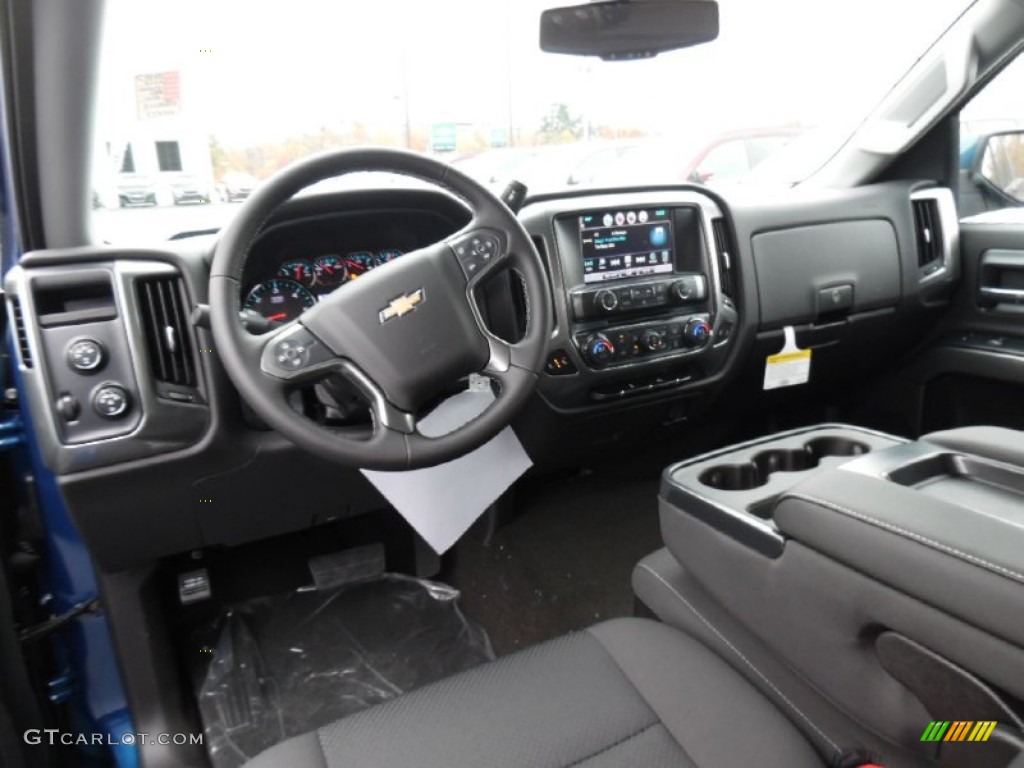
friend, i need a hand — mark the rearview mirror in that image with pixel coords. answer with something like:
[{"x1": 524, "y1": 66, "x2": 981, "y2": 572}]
[
  {"x1": 540, "y1": 0, "x2": 719, "y2": 61},
  {"x1": 974, "y1": 130, "x2": 1024, "y2": 204}
]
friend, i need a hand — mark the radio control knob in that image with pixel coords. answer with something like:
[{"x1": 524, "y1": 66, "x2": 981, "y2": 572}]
[
  {"x1": 683, "y1": 319, "x2": 712, "y2": 347},
  {"x1": 673, "y1": 279, "x2": 696, "y2": 302},
  {"x1": 641, "y1": 329, "x2": 667, "y2": 352},
  {"x1": 585, "y1": 335, "x2": 615, "y2": 365},
  {"x1": 595, "y1": 289, "x2": 618, "y2": 312}
]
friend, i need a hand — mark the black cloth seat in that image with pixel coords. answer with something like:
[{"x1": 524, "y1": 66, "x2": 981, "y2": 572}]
[{"x1": 245, "y1": 617, "x2": 825, "y2": 768}]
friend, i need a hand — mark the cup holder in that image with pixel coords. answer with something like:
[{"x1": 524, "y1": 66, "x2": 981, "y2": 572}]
[
  {"x1": 804, "y1": 436, "x2": 870, "y2": 459},
  {"x1": 699, "y1": 436, "x2": 871, "y2": 491},
  {"x1": 699, "y1": 463, "x2": 766, "y2": 491}
]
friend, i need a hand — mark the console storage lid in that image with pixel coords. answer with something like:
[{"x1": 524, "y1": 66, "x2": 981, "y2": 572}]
[{"x1": 774, "y1": 433, "x2": 1024, "y2": 650}]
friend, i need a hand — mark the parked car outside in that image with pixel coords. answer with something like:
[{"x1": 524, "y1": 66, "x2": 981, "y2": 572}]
[
  {"x1": 216, "y1": 171, "x2": 259, "y2": 202},
  {"x1": 565, "y1": 128, "x2": 804, "y2": 188},
  {"x1": 170, "y1": 174, "x2": 212, "y2": 205},
  {"x1": 115, "y1": 173, "x2": 157, "y2": 207}
]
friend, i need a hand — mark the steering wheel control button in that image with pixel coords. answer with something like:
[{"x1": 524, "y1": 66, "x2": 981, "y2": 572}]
[
  {"x1": 67, "y1": 339, "x2": 105, "y2": 373},
  {"x1": 262, "y1": 326, "x2": 335, "y2": 378},
  {"x1": 544, "y1": 349, "x2": 577, "y2": 376},
  {"x1": 453, "y1": 231, "x2": 503, "y2": 279},
  {"x1": 274, "y1": 339, "x2": 311, "y2": 370},
  {"x1": 92, "y1": 385, "x2": 131, "y2": 419},
  {"x1": 57, "y1": 393, "x2": 81, "y2": 423}
]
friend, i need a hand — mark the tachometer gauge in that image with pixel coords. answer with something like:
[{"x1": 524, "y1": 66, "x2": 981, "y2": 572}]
[
  {"x1": 343, "y1": 251, "x2": 377, "y2": 279},
  {"x1": 377, "y1": 248, "x2": 403, "y2": 265},
  {"x1": 313, "y1": 255, "x2": 347, "y2": 287},
  {"x1": 278, "y1": 259, "x2": 315, "y2": 287},
  {"x1": 243, "y1": 278, "x2": 316, "y2": 322}
]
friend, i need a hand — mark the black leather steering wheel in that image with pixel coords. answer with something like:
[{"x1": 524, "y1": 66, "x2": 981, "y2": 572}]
[{"x1": 209, "y1": 148, "x2": 552, "y2": 470}]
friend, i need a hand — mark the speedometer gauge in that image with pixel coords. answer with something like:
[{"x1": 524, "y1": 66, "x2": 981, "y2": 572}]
[
  {"x1": 279, "y1": 259, "x2": 315, "y2": 287},
  {"x1": 377, "y1": 249, "x2": 403, "y2": 265},
  {"x1": 313, "y1": 255, "x2": 347, "y2": 287},
  {"x1": 344, "y1": 251, "x2": 377, "y2": 279},
  {"x1": 243, "y1": 278, "x2": 316, "y2": 322}
]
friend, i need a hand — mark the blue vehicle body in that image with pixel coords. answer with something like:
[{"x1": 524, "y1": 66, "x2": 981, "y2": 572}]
[{"x1": 1, "y1": 65, "x2": 136, "y2": 768}]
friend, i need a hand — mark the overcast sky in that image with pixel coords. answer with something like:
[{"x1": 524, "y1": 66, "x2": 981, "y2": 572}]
[{"x1": 97, "y1": 0, "x2": 974, "y2": 147}]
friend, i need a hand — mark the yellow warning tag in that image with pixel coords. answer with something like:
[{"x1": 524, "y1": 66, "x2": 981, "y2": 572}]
[{"x1": 764, "y1": 327, "x2": 811, "y2": 390}]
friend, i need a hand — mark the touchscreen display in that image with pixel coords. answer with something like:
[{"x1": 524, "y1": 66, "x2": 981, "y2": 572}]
[{"x1": 579, "y1": 208, "x2": 674, "y2": 283}]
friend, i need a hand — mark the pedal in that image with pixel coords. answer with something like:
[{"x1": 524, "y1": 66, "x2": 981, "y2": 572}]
[
  {"x1": 178, "y1": 568, "x2": 212, "y2": 605},
  {"x1": 308, "y1": 543, "x2": 385, "y2": 590}
]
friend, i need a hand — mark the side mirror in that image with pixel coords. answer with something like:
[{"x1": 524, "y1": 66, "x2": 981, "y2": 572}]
[{"x1": 973, "y1": 130, "x2": 1024, "y2": 204}]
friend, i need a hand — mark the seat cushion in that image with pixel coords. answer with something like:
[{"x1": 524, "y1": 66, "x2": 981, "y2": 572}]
[{"x1": 245, "y1": 617, "x2": 825, "y2": 768}]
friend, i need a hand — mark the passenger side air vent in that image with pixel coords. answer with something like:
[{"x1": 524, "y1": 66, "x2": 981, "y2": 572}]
[
  {"x1": 912, "y1": 198, "x2": 943, "y2": 268},
  {"x1": 711, "y1": 218, "x2": 736, "y2": 298},
  {"x1": 10, "y1": 298, "x2": 33, "y2": 367},
  {"x1": 136, "y1": 276, "x2": 196, "y2": 388}
]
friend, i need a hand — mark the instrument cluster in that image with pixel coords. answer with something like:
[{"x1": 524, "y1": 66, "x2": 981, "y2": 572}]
[{"x1": 243, "y1": 249, "x2": 405, "y2": 322}]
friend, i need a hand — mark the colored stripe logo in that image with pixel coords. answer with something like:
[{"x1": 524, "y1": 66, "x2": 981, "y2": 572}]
[{"x1": 920, "y1": 721, "x2": 997, "y2": 742}]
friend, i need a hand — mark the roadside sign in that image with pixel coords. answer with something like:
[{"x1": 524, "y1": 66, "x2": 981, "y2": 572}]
[
  {"x1": 135, "y1": 71, "x2": 182, "y2": 120},
  {"x1": 431, "y1": 123, "x2": 457, "y2": 152},
  {"x1": 490, "y1": 127, "x2": 509, "y2": 148}
]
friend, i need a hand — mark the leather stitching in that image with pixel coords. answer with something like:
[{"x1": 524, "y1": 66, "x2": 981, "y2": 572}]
[
  {"x1": 638, "y1": 563, "x2": 841, "y2": 755},
  {"x1": 511, "y1": 266, "x2": 531, "y2": 329},
  {"x1": 561, "y1": 723, "x2": 672, "y2": 768},
  {"x1": 783, "y1": 493, "x2": 1024, "y2": 586},
  {"x1": 584, "y1": 633, "x2": 700, "y2": 768}
]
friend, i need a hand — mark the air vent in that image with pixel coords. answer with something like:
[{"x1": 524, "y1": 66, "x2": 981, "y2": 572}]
[
  {"x1": 711, "y1": 218, "x2": 735, "y2": 298},
  {"x1": 10, "y1": 298, "x2": 33, "y2": 367},
  {"x1": 913, "y1": 198, "x2": 943, "y2": 268},
  {"x1": 136, "y1": 276, "x2": 196, "y2": 388}
]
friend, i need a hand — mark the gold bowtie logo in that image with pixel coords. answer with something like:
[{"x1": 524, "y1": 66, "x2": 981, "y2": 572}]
[{"x1": 379, "y1": 289, "x2": 425, "y2": 323}]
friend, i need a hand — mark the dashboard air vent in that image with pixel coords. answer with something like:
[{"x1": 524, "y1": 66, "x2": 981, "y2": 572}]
[
  {"x1": 136, "y1": 276, "x2": 196, "y2": 388},
  {"x1": 912, "y1": 198, "x2": 943, "y2": 268},
  {"x1": 711, "y1": 218, "x2": 735, "y2": 298},
  {"x1": 10, "y1": 298, "x2": 33, "y2": 367}
]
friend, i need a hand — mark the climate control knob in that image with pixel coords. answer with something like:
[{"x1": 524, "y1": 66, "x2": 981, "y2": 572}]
[
  {"x1": 595, "y1": 289, "x2": 618, "y2": 312},
  {"x1": 683, "y1": 318, "x2": 712, "y2": 347},
  {"x1": 641, "y1": 329, "x2": 667, "y2": 352},
  {"x1": 584, "y1": 335, "x2": 615, "y2": 365}
]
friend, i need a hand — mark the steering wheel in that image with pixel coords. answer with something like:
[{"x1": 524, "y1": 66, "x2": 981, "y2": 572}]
[{"x1": 209, "y1": 148, "x2": 552, "y2": 470}]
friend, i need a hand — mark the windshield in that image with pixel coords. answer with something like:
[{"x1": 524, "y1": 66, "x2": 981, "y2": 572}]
[{"x1": 92, "y1": 0, "x2": 971, "y2": 242}]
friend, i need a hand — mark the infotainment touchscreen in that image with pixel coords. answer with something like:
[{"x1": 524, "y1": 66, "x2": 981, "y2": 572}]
[{"x1": 579, "y1": 208, "x2": 674, "y2": 283}]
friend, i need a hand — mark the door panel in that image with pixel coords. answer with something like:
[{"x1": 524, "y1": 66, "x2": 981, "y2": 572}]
[{"x1": 898, "y1": 219, "x2": 1024, "y2": 433}]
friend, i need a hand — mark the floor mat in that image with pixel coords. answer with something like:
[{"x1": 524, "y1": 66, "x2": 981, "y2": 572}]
[
  {"x1": 191, "y1": 575, "x2": 493, "y2": 768},
  {"x1": 447, "y1": 472, "x2": 661, "y2": 656}
]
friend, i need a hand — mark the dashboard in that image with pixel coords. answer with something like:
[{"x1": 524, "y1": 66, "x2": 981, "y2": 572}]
[{"x1": 4, "y1": 182, "x2": 961, "y2": 570}]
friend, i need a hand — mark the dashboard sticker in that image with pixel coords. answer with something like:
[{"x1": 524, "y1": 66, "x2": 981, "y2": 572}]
[{"x1": 764, "y1": 326, "x2": 811, "y2": 390}]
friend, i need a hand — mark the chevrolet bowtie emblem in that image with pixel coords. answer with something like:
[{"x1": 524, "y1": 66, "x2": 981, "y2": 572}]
[{"x1": 379, "y1": 289, "x2": 425, "y2": 323}]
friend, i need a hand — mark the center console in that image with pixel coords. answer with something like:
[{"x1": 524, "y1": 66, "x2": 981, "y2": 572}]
[
  {"x1": 557, "y1": 203, "x2": 728, "y2": 370},
  {"x1": 635, "y1": 425, "x2": 1024, "y2": 766},
  {"x1": 522, "y1": 191, "x2": 738, "y2": 411}
]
